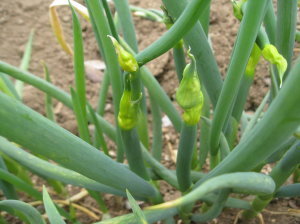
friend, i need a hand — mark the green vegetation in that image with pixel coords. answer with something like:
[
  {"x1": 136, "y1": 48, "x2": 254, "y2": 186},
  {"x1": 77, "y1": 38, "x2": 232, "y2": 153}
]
[{"x1": 0, "y1": 0, "x2": 299, "y2": 223}]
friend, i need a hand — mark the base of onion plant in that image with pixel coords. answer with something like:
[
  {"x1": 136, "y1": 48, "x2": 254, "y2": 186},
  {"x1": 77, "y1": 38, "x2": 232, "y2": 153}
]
[{"x1": 0, "y1": 0, "x2": 299, "y2": 223}]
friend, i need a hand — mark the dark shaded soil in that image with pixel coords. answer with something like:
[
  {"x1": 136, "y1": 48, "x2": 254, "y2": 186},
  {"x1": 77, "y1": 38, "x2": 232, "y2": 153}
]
[{"x1": 0, "y1": 0, "x2": 299, "y2": 223}]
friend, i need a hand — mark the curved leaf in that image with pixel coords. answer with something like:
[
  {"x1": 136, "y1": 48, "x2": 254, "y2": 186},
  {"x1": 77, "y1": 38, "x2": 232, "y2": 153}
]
[
  {"x1": 0, "y1": 93, "x2": 156, "y2": 199},
  {"x1": 0, "y1": 200, "x2": 45, "y2": 224},
  {"x1": 43, "y1": 186, "x2": 66, "y2": 224}
]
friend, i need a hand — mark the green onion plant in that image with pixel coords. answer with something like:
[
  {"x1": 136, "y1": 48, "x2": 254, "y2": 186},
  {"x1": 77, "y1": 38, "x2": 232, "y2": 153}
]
[{"x1": 0, "y1": 0, "x2": 299, "y2": 223}]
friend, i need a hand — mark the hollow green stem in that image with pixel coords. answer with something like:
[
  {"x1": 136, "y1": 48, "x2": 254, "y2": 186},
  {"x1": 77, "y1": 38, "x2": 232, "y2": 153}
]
[
  {"x1": 199, "y1": 90, "x2": 211, "y2": 168},
  {"x1": 265, "y1": 137, "x2": 296, "y2": 164},
  {"x1": 195, "y1": 57, "x2": 300, "y2": 187},
  {"x1": 176, "y1": 124, "x2": 197, "y2": 192},
  {"x1": 163, "y1": 0, "x2": 223, "y2": 107},
  {"x1": 269, "y1": 141, "x2": 300, "y2": 189},
  {"x1": 209, "y1": 0, "x2": 269, "y2": 156},
  {"x1": 276, "y1": 0, "x2": 298, "y2": 78},
  {"x1": 0, "y1": 168, "x2": 41, "y2": 200},
  {"x1": 149, "y1": 93, "x2": 163, "y2": 161},
  {"x1": 296, "y1": 31, "x2": 300, "y2": 43},
  {"x1": 113, "y1": 0, "x2": 149, "y2": 147},
  {"x1": 85, "y1": 0, "x2": 124, "y2": 161},
  {"x1": 136, "y1": 0, "x2": 210, "y2": 66},
  {"x1": 0, "y1": 93, "x2": 156, "y2": 198},
  {"x1": 243, "y1": 141, "x2": 300, "y2": 218},
  {"x1": 119, "y1": 32, "x2": 182, "y2": 131},
  {"x1": 0, "y1": 61, "x2": 116, "y2": 141},
  {"x1": 147, "y1": 173, "x2": 275, "y2": 210},
  {"x1": 101, "y1": 0, "x2": 119, "y2": 41},
  {"x1": 264, "y1": 1, "x2": 276, "y2": 44},
  {"x1": 142, "y1": 146, "x2": 179, "y2": 189},
  {"x1": 113, "y1": 0, "x2": 138, "y2": 52},
  {"x1": 173, "y1": 46, "x2": 186, "y2": 81},
  {"x1": 70, "y1": 4, "x2": 87, "y2": 121},
  {"x1": 0, "y1": 137, "x2": 125, "y2": 197},
  {"x1": 198, "y1": 0, "x2": 211, "y2": 36},
  {"x1": 121, "y1": 129, "x2": 150, "y2": 180},
  {"x1": 240, "y1": 91, "x2": 270, "y2": 142},
  {"x1": 96, "y1": 70, "x2": 110, "y2": 115},
  {"x1": 88, "y1": 104, "x2": 109, "y2": 155},
  {"x1": 42, "y1": 63, "x2": 55, "y2": 122},
  {"x1": 140, "y1": 67, "x2": 182, "y2": 131},
  {"x1": 70, "y1": 88, "x2": 91, "y2": 143},
  {"x1": 275, "y1": 183, "x2": 300, "y2": 198},
  {"x1": 232, "y1": 76, "x2": 254, "y2": 122},
  {"x1": 0, "y1": 157, "x2": 18, "y2": 199},
  {"x1": 191, "y1": 189, "x2": 230, "y2": 222}
]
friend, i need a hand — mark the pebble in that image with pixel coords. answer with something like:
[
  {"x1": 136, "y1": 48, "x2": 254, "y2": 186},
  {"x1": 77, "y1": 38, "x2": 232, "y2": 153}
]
[{"x1": 62, "y1": 15, "x2": 71, "y2": 22}]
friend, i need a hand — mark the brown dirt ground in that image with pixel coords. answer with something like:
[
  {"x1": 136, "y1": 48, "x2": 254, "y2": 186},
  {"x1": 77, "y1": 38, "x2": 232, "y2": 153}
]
[{"x1": 0, "y1": 0, "x2": 300, "y2": 223}]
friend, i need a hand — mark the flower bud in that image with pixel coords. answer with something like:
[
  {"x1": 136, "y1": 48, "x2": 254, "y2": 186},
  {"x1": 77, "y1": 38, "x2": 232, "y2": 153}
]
[
  {"x1": 176, "y1": 51, "x2": 203, "y2": 125},
  {"x1": 118, "y1": 74, "x2": 142, "y2": 130},
  {"x1": 108, "y1": 35, "x2": 138, "y2": 72},
  {"x1": 245, "y1": 44, "x2": 261, "y2": 76},
  {"x1": 262, "y1": 44, "x2": 287, "y2": 87}
]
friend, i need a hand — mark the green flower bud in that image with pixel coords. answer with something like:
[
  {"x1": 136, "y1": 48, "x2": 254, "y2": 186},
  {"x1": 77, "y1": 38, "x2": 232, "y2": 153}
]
[
  {"x1": 108, "y1": 35, "x2": 138, "y2": 72},
  {"x1": 176, "y1": 51, "x2": 204, "y2": 125},
  {"x1": 245, "y1": 44, "x2": 261, "y2": 76},
  {"x1": 262, "y1": 44, "x2": 287, "y2": 87},
  {"x1": 118, "y1": 74, "x2": 142, "y2": 130}
]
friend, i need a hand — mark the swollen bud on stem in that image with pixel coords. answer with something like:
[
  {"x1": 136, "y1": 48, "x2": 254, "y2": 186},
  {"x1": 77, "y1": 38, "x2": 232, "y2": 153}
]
[
  {"x1": 118, "y1": 74, "x2": 142, "y2": 130},
  {"x1": 262, "y1": 44, "x2": 287, "y2": 87},
  {"x1": 108, "y1": 35, "x2": 138, "y2": 72},
  {"x1": 245, "y1": 44, "x2": 261, "y2": 76},
  {"x1": 176, "y1": 51, "x2": 203, "y2": 125}
]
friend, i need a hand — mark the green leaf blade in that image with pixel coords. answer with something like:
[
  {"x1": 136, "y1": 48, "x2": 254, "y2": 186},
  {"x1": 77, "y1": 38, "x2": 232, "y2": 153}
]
[
  {"x1": 126, "y1": 189, "x2": 148, "y2": 224},
  {"x1": 43, "y1": 186, "x2": 66, "y2": 224}
]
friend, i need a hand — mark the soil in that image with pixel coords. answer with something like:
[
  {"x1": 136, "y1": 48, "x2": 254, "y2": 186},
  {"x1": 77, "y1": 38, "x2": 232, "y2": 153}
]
[{"x1": 0, "y1": 0, "x2": 299, "y2": 223}]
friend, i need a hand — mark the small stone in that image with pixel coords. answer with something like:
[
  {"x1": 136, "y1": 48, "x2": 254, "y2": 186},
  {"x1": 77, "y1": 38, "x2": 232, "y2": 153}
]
[
  {"x1": 17, "y1": 19, "x2": 24, "y2": 25},
  {"x1": 62, "y1": 15, "x2": 70, "y2": 22},
  {"x1": 162, "y1": 115, "x2": 172, "y2": 127},
  {"x1": 84, "y1": 60, "x2": 106, "y2": 83},
  {"x1": 105, "y1": 104, "x2": 112, "y2": 112}
]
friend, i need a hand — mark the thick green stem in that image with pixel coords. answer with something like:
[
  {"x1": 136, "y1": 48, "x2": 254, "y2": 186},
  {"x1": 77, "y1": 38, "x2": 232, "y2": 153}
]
[
  {"x1": 85, "y1": 0, "x2": 124, "y2": 162},
  {"x1": 121, "y1": 129, "x2": 149, "y2": 180},
  {"x1": 195, "y1": 57, "x2": 300, "y2": 188},
  {"x1": 136, "y1": 0, "x2": 210, "y2": 66},
  {"x1": 0, "y1": 157, "x2": 18, "y2": 199},
  {"x1": 0, "y1": 61, "x2": 116, "y2": 141},
  {"x1": 173, "y1": 46, "x2": 186, "y2": 81},
  {"x1": 276, "y1": 0, "x2": 298, "y2": 78},
  {"x1": 232, "y1": 75, "x2": 254, "y2": 122},
  {"x1": 199, "y1": 90, "x2": 211, "y2": 168},
  {"x1": 263, "y1": 1, "x2": 276, "y2": 44},
  {"x1": 209, "y1": 0, "x2": 269, "y2": 156},
  {"x1": 163, "y1": 0, "x2": 223, "y2": 107},
  {"x1": 191, "y1": 189, "x2": 230, "y2": 222},
  {"x1": 149, "y1": 93, "x2": 163, "y2": 161},
  {"x1": 243, "y1": 141, "x2": 300, "y2": 218},
  {"x1": 198, "y1": 0, "x2": 211, "y2": 36},
  {"x1": 101, "y1": 0, "x2": 119, "y2": 41},
  {"x1": 176, "y1": 124, "x2": 197, "y2": 192}
]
